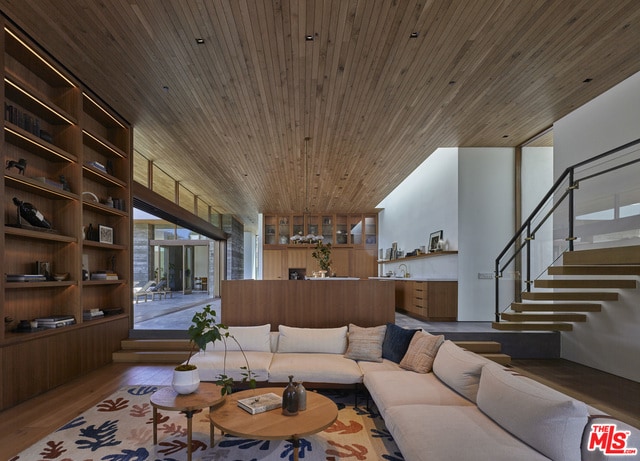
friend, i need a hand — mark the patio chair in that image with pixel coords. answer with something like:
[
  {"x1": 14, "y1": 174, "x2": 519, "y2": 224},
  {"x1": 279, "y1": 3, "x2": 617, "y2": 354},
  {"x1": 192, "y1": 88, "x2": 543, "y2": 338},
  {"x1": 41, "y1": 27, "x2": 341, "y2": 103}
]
[{"x1": 133, "y1": 281, "x2": 156, "y2": 303}]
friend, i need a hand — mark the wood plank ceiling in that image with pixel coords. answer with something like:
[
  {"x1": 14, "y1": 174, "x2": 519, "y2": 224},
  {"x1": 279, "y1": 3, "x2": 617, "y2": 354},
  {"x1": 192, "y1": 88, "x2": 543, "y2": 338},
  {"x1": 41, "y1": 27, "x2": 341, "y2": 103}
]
[{"x1": 2, "y1": 0, "x2": 640, "y2": 230}]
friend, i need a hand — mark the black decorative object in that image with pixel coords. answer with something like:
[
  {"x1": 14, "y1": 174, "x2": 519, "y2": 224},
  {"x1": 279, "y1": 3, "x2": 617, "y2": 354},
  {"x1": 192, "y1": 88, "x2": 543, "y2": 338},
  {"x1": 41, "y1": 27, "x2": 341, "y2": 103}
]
[
  {"x1": 6, "y1": 158, "x2": 26, "y2": 175},
  {"x1": 13, "y1": 197, "x2": 51, "y2": 229},
  {"x1": 59, "y1": 175, "x2": 71, "y2": 191},
  {"x1": 282, "y1": 375, "x2": 299, "y2": 416}
]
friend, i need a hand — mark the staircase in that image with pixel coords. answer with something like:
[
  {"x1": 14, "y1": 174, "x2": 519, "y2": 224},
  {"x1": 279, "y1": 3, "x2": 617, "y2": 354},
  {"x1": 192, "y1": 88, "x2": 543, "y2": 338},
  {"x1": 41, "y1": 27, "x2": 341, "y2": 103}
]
[
  {"x1": 453, "y1": 340, "x2": 511, "y2": 365},
  {"x1": 112, "y1": 339, "x2": 191, "y2": 364},
  {"x1": 493, "y1": 245, "x2": 640, "y2": 332}
]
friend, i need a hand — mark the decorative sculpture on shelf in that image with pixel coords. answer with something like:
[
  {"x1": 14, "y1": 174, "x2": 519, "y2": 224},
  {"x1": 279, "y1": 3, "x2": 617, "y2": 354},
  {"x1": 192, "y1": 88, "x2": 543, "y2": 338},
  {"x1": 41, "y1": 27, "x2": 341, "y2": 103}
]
[
  {"x1": 6, "y1": 158, "x2": 27, "y2": 175},
  {"x1": 13, "y1": 197, "x2": 52, "y2": 229}
]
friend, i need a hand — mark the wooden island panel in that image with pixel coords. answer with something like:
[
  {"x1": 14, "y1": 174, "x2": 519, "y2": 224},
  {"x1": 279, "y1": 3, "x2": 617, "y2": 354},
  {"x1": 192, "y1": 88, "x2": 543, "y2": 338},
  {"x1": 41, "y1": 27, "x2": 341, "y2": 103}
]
[{"x1": 221, "y1": 280, "x2": 395, "y2": 329}]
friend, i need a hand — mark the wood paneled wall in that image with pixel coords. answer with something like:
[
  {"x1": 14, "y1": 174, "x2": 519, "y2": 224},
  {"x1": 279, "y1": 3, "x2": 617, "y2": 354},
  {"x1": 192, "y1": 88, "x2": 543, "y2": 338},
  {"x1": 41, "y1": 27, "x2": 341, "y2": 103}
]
[{"x1": 221, "y1": 280, "x2": 395, "y2": 329}]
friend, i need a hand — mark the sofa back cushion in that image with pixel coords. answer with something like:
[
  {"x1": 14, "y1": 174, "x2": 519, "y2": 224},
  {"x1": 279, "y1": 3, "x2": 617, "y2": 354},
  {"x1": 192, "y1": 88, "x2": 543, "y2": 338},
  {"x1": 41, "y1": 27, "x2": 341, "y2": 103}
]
[
  {"x1": 381, "y1": 323, "x2": 420, "y2": 363},
  {"x1": 399, "y1": 331, "x2": 445, "y2": 373},
  {"x1": 277, "y1": 325, "x2": 348, "y2": 354},
  {"x1": 432, "y1": 340, "x2": 490, "y2": 403},
  {"x1": 206, "y1": 324, "x2": 271, "y2": 352},
  {"x1": 477, "y1": 362, "x2": 589, "y2": 461}
]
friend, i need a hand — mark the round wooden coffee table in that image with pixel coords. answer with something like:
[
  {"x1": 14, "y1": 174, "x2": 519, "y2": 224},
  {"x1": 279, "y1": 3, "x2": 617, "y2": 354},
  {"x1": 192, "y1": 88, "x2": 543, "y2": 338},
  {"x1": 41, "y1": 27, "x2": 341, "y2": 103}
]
[
  {"x1": 150, "y1": 383, "x2": 224, "y2": 461},
  {"x1": 210, "y1": 387, "x2": 338, "y2": 461}
]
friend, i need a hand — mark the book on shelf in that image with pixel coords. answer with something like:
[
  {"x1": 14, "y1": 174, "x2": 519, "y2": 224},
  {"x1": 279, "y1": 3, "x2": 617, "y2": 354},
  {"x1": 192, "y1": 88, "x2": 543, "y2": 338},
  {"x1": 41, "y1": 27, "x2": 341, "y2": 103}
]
[
  {"x1": 36, "y1": 315, "x2": 76, "y2": 328},
  {"x1": 90, "y1": 271, "x2": 118, "y2": 280},
  {"x1": 83, "y1": 309, "x2": 104, "y2": 320},
  {"x1": 237, "y1": 392, "x2": 282, "y2": 415}
]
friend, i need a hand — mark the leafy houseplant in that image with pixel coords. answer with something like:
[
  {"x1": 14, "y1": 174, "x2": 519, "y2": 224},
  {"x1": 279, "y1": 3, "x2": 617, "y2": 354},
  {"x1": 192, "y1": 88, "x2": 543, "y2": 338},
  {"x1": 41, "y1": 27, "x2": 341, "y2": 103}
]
[
  {"x1": 175, "y1": 304, "x2": 256, "y2": 396},
  {"x1": 312, "y1": 241, "x2": 332, "y2": 274}
]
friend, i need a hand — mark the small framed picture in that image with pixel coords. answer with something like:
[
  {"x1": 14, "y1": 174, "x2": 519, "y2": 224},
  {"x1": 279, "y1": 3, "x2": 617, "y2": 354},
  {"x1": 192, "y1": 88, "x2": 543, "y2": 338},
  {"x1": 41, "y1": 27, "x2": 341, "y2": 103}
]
[
  {"x1": 99, "y1": 225, "x2": 113, "y2": 244},
  {"x1": 429, "y1": 230, "x2": 443, "y2": 252}
]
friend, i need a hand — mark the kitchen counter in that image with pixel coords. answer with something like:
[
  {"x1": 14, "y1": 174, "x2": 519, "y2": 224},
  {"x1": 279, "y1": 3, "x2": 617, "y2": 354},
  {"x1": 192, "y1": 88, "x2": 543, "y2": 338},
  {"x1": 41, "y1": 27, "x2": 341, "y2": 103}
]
[{"x1": 369, "y1": 276, "x2": 458, "y2": 282}]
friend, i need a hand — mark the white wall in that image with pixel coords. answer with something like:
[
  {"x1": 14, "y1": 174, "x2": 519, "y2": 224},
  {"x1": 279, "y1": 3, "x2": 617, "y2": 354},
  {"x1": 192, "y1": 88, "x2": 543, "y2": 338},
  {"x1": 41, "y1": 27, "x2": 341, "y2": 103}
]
[
  {"x1": 458, "y1": 148, "x2": 515, "y2": 321},
  {"x1": 377, "y1": 148, "x2": 459, "y2": 280},
  {"x1": 244, "y1": 231, "x2": 256, "y2": 279},
  {"x1": 553, "y1": 71, "x2": 640, "y2": 382}
]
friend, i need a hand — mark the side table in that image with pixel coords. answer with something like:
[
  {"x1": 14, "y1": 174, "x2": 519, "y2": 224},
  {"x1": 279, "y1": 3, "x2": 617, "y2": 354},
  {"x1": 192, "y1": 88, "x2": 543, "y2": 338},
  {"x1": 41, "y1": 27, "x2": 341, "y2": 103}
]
[{"x1": 150, "y1": 383, "x2": 224, "y2": 461}]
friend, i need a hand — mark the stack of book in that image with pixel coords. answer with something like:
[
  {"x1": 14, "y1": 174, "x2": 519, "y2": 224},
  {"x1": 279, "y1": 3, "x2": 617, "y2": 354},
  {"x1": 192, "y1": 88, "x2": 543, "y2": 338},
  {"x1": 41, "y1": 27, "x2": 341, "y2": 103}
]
[
  {"x1": 90, "y1": 271, "x2": 118, "y2": 280},
  {"x1": 237, "y1": 392, "x2": 283, "y2": 415},
  {"x1": 35, "y1": 315, "x2": 75, "y2": 329},
  {"x1": 83, "y1": 309, "x2": 104, "y2": 320}
]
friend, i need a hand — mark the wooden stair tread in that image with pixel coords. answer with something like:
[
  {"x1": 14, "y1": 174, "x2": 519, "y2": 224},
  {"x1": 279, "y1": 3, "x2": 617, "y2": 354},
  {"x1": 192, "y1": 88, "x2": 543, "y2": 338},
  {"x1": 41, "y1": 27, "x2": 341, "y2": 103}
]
[
  {"x1": 112, "y1": 350, "x2": 189, "y2": 364},
  {"x1": 511, "y1": 302, "x2": 602, "y2": 312},
  {"x1": 563, "y1": 245, "x2": 640, "y2": 266},
  {"x1": 480, "y1": 353, "x2": 511, "y2": 365},
  {"x1": 501, "y1": 312, "x2": 587, "y2": 322},
  {"x1": 454, "y1": 341, "x2": 502, "y2": 353},
  {"x1": 534, "y1": 279, "x2": 636, "y2": 289},
  {"x1": 120, "y1": 339, "x2": 191, "y2": 350},
  {"x1": 521, "y1": 291, "x2": 618, "y2": 301},
  {"x1": 491, "y1": 322, "x2": 573, "y2": 331},
  {"x1": 548, "y1": 265, "x2": 640, "y2": 276}
]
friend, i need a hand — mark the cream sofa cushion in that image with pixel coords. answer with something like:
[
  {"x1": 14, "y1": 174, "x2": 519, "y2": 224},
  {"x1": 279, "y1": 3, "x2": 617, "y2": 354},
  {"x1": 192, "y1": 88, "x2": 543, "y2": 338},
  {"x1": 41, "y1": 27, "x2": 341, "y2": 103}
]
[
  {"x1": 269, "y1": 352, "x2": 363, "y2": 384},
  {"x1": 385, "y1": 404, "x2": 551, "y2": 461},
  {"x1": 399, "y1": 331, "x2": 444, "y2": 373},
  {"x1": 189, "y1": 350, "x2": 272, "y2": 382},
  {"x1": 205, "y1": 324, "x2": 271, "y2": 352},
  {"x1": 364, "y1": 370, "x2": 473, "y2": 418},
  {"x1": 477, "y1": 362, "x2": 589, "y2": 461},
  {"x1": 432, "y1": 340, "x2": 490, "y2": 403},
  {"x1": 277, "y1": 325, "x2": 348, "y2": 354}
]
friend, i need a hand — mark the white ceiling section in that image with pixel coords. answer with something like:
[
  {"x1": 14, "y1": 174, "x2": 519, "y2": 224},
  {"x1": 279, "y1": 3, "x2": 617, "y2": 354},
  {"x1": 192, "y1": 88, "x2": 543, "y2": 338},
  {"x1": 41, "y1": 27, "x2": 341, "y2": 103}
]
[{"x1": 2, "y1": 1, "x2": 639, "y2": 229}]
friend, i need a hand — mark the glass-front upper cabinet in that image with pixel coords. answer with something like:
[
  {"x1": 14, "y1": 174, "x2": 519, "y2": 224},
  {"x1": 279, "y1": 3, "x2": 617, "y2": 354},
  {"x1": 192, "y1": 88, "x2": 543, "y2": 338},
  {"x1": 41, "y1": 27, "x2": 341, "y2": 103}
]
[
  {"x1": 264, "y1": 215, "x2": 277, "y2": 245},
  {"x1": 349, "y1": 215, "x2": 363, "y2": 245},
  {"x1": 307, "y1": 215, "x2": 319, "y2": 236},
  {"x1": 335, "y1": 215, "x2": 348, "y2": 245},
  {"x1": 321, "y1": 215, "x2": 333, "y2": 244},
  {"x1": 278, "y1": 216, "x2": 290, "y2": 244},
  {"x1": 364, "y1": 215, "x2": 377, "y2": 245},
  {"x1": 292, "y1": 215, "x2": 304, "y2": 239}
]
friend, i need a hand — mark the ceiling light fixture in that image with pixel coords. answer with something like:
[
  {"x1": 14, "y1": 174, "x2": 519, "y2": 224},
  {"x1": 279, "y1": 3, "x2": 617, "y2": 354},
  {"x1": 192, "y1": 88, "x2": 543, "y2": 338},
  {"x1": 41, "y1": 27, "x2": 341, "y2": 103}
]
[
  {"x1": 195, "y1": 38, "x2": 205, "y2": 44},
  {"x1": 305, "y1": 34, "x2": 314, "y2": 41},
  {"x1": 583, "y1": 78, "x2": 593, "y2": 83},
  {"x1": 410, "y1": 32, "x2": 419, "y2": 38}
]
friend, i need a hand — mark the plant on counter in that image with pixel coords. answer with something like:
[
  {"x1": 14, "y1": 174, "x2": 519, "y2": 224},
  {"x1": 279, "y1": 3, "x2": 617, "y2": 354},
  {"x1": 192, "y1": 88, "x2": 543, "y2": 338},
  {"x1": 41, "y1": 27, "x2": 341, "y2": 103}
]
[
  {"x1": 175, "y1": 304, "x2": 256, "y2": 395},
  {"x1": 312, "y1": 240, "x2": 332, "y2": 273}
]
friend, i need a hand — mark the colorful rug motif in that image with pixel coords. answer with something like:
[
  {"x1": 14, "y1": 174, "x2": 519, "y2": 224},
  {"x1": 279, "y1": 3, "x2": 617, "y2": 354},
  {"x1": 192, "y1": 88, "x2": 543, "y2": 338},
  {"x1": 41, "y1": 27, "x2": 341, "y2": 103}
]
[{"x1": 13, "y1": 385, "x2": 403, "y2": 461}]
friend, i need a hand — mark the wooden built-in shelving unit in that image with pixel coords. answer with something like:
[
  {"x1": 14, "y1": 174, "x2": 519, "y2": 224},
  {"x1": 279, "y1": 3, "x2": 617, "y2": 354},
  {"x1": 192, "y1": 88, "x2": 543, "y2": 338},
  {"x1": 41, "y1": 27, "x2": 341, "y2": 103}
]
[{"x1": 1, "y1": 24, "x2": 132, "y2": 409}]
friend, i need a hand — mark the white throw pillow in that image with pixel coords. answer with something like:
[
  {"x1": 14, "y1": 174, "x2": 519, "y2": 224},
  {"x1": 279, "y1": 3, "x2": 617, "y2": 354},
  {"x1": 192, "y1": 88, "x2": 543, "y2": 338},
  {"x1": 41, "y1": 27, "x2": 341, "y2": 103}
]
[
  {"x1": 477, "y1": 362, "x2": 589, "y2": 461},
  {"x1": 205, "y1": 324, "x2": 271, "y2": 352},
  {"x1": 277, "y1": 325, "x2": 348, "y2": 354},
  {"x1": 432, "y1": 340, "x2": 490, "y2": 403}
]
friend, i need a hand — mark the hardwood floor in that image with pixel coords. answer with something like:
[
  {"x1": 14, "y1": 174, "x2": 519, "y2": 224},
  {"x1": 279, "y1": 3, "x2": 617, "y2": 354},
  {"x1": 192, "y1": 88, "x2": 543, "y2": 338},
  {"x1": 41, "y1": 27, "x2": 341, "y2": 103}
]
[{"x1": 2, "y1": 360, "x2": 639, "y2": 459}]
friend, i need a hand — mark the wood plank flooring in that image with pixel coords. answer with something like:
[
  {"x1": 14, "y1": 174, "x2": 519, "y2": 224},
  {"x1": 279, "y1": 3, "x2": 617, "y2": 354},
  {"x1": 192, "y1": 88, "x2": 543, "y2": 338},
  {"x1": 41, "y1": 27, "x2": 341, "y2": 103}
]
[{"x1": 1, "y1": 360, "x2": 638, "y2": 459}]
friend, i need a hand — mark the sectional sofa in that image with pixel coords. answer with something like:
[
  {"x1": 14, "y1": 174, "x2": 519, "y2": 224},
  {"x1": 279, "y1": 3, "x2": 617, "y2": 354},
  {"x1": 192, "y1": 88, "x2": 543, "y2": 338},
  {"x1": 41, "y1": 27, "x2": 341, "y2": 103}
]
[{"x1": 186, "y1": 323, "x2": 640, "y2": 461}]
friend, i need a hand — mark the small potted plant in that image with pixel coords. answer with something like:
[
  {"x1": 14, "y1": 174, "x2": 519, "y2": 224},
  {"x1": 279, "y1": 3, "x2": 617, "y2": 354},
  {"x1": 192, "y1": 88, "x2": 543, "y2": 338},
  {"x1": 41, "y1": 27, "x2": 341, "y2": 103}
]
[
  {"x1": 174, "y1": 304, "x2": 256, "y2": 395},
  {"x1": 311, "y1": 240, "x2": 332, "y2": 277}
]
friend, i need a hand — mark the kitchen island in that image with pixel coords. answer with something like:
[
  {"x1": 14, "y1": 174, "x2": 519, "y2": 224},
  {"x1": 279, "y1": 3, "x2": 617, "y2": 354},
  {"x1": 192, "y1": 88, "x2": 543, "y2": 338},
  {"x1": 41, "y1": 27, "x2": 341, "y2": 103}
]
[{"x1": 221, "y1": 279, "x2": 395, "y2": 329}]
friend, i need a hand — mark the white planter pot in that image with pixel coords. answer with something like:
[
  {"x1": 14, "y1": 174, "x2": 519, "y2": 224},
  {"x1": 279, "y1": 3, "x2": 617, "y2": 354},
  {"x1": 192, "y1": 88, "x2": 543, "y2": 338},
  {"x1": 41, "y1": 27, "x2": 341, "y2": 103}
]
[{"x1": 172, "y1": 368, "x2": 200, "y2": 394}]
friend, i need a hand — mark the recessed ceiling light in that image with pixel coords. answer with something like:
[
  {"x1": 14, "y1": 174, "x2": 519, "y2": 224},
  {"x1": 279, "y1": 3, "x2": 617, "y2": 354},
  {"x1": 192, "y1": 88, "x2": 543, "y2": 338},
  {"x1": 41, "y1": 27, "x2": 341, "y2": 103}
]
[
  {"x1": 305, "y1": 34, "x2": 314, "y2": 41},
  {"x1": 448, "y1": 80, "x2": 456, "y2": 85},
  {"x1": 195, "y1": 38, "x2": 205, "y2": 44},
  {"x1": 502, "y1": 135, "x2": 509, "y2": 138},
  {"x1": 410, "y1": 32, "x2": 419, "y2": 38},
  {"x1": 583, "y1": 78, "x2": 593, "y2": 83}
]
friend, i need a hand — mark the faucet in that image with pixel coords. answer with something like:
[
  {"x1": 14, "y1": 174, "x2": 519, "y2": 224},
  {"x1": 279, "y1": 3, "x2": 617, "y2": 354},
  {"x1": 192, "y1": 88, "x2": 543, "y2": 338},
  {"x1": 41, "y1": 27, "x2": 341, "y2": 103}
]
[{"x1": 398, "y1": 263, "x2": 410, "y2": 278}]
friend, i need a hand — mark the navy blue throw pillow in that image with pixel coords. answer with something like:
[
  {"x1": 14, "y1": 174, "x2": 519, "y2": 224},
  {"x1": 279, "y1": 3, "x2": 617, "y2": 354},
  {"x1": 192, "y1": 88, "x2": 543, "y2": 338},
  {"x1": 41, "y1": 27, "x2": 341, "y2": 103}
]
[{"x1": 382, "y1": 323, "x2": 420, "y2": 363}]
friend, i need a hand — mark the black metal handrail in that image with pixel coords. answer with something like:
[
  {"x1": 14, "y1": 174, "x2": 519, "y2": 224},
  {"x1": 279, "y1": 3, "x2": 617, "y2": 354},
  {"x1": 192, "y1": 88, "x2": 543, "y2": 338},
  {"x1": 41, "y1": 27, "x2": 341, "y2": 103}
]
[{"x1": 494, "y1": 137, "x2": 640, "y2": 322}]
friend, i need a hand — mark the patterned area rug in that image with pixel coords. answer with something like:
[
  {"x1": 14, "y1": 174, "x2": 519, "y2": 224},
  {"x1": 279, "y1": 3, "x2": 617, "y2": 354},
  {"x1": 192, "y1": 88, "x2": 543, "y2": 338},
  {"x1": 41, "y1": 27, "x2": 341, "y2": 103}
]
[{"x1": 13, "y1": 385, "x2": 403, "y2": 461}]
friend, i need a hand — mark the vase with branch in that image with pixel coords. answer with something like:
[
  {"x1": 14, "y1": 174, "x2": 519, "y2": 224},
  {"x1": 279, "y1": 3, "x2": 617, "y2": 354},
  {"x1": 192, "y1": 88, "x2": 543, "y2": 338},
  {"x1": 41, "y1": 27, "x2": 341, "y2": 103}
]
[{"x1": 311, "y1": 241, "x2": 332, "y2": 277}]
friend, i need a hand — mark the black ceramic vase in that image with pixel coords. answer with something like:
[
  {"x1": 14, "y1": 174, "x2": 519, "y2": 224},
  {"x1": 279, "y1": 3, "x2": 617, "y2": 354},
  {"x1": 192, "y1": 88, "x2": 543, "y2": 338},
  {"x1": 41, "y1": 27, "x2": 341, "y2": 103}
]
[{"x1": 282, "y1": 375, "x2": 299, "y2": 416}]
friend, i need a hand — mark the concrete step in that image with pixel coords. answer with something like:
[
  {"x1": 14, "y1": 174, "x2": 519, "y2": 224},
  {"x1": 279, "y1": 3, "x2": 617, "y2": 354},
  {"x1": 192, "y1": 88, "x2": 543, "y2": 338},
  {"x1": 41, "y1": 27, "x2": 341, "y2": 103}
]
[
  {"x1": 511, "y1": 302, "x2": 602, "y2": 312},
  {"x1": 548, "y1": 265, "x2": 640, "y2": 276},
  {"x1": 501, "y1": 312, "x2": 587, "y2": 322},
  {"x1": 534, "y1": 279, "x2": 636, "y2": 289},
  {"x1": 453, "y1": 340, "x2": 502, "y2": 353},
  {"x1": 563, "y1": 245, "x2": 640, "y2": 265},
  {"x1": 120, "y1": 339, "x2": 191, "y2": 351},
  {"x1": 492, "y1": 321, "x2": 573, "y2": 332},
  {"x1": 521, "y1": 291, "x2": 618, "y2": 301},
  {"x1": 112, "y1": 350, "x2": 189, "y2": 364}
]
